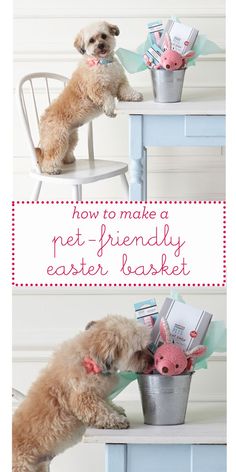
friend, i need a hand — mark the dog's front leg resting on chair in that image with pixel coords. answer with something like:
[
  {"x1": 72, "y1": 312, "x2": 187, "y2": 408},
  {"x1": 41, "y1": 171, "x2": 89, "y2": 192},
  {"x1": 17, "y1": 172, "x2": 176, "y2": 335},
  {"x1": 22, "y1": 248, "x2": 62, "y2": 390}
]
[{"x1": 70, "y1": 391, "x2": 129, "y2": 429}]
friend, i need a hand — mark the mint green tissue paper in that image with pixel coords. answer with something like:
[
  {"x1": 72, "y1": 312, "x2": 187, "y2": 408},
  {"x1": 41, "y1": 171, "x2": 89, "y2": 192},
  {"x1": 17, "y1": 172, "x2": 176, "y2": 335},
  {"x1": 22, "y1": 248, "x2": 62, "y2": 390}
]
[
  {"x1": 188, "y1": 35, "x2": 223, "y2": 66},
  {"x1": 116, "y1": 48, "x2": 146, "y2": 73},
  {"x1": 108, "y1": 371, "x2": 137, "y2": 400},
  {"x1": 195, "y1": 321, "x2": 226, "y2": 370},
  {"x1": 116, "y1": 36, "x2": 152, "y2": 73},
  {"x1": 170, "y1": 289, "x2": 186, "y2": 303},
  {"x1": 136, "y1": 36, "x2": 152, "y2": 55}
]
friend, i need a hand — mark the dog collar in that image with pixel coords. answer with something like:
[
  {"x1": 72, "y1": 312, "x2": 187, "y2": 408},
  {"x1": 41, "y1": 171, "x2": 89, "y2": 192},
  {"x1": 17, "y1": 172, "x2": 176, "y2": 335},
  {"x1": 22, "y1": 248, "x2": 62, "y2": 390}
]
[
  {"x1": 82, "y1": 357, "x2": 112, "y2": 375},
  {"x1": 86, "y1": 57, "x2": 113, "y2": 67}
]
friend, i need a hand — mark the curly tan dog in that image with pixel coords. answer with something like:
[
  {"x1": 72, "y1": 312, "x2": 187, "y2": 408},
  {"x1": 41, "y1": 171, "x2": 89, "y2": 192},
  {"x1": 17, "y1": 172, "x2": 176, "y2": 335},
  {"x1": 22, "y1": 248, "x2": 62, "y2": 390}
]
[
  {"x1": 13, "y1": 315, "x2": 151, "y2": 472},
  {"x1": 36, "y1": 21, "x2": 143, "y2": 174}
]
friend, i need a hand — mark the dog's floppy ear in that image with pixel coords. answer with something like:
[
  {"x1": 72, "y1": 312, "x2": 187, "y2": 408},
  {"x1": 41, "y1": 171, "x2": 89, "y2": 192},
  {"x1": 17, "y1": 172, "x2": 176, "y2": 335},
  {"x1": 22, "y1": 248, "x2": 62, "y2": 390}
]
[
  {"x1": 85, "y1": 320, "x2": 97, "y2": 330},
  {"x1": 90, "y1": 329, "x2": 124, "y2": 367},
  {"x1": 74, "y1": 32, "x2": 86, "y2": 54},
  {"x1": 108, "y1": 23, "x2": 120, "y2": 36}
]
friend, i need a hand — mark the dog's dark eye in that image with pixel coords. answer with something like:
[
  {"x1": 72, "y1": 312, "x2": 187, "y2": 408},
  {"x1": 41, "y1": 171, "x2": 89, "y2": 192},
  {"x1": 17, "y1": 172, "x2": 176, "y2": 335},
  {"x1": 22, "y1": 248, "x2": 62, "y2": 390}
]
[
  {"x1": 176, "y1": 364, "x2": 179, "y2": 368},
  {"x1": 89, "y1": 37, "x2": 95, "y2": 44},
  {"x1": 101, "y1": 33, "x2": 107, "y2": 40}
]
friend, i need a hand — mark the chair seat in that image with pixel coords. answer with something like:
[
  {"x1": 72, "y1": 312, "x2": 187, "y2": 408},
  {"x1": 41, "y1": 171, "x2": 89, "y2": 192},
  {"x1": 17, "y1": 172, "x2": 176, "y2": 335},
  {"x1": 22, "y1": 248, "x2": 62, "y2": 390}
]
[{"x1": 30, "y1": 159, "x2": 128, "y2": 185}]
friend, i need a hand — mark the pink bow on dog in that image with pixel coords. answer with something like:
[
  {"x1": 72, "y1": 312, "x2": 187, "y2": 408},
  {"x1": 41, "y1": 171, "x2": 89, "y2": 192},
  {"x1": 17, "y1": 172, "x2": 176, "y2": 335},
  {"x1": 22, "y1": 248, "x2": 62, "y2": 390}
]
[
  {"x1": 87, "y1": 58, "x2": 99, "y2": 67},
  {"x1": 82, "y1": 357, "x2": 102, "y2": 374}
]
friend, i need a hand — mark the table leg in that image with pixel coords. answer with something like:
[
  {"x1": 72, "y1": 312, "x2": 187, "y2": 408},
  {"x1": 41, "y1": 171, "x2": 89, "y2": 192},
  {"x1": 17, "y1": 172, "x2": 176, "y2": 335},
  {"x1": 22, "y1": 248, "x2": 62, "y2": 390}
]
[
  {"x1": 143, "y1": 147, "x2": 147, "y2": 200},
  {"x1": 129, "y1": 115, "x2": 144, "y2": 201},
  {"x1": 105, "y1": 444, "x2": 127, "y2": 472}
]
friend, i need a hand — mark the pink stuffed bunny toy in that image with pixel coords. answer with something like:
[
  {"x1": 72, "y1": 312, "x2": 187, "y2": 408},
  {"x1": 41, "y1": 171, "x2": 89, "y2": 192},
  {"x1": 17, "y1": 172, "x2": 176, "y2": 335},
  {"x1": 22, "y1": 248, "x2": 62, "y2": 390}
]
[
  {"x1": 158, "y1": 33, "x2": 195, "y2": 71},
  {"x1": 153, "y1": 318, "x2": 207, "y2": 376}
]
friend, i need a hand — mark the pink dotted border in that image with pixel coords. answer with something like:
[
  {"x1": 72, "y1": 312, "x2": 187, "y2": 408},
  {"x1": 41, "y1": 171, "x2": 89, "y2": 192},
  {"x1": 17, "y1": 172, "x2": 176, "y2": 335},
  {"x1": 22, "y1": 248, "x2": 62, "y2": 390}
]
[{"x1": 12, "y1": 200, "x2": 226, "y2": 288}]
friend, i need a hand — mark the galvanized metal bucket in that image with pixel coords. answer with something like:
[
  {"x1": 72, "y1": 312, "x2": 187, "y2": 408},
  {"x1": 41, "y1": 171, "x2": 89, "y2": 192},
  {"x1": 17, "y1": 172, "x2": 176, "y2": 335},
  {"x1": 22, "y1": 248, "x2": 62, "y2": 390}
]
[
  {"x1": 138, "y1": 372, "x2": 193, "y2": 425},
  {"x1": 151, "y1": 69, "x2": 186, "y2": 103}
]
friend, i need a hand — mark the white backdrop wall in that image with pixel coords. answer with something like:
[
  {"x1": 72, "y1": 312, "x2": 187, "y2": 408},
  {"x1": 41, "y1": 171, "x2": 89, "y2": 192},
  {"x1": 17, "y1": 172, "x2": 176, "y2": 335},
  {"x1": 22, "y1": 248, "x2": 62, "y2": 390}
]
[{"x1": 13, "y1": 0, "x2": 225, "y2": 200}]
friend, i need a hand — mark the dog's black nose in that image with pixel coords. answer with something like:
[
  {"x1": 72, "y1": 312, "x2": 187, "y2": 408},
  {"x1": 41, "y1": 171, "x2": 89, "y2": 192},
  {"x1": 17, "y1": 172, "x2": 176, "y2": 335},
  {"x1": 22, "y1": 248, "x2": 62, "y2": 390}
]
[
  {"x1": 162, "y1": 366, "x2": 168, "y2": 373},
  {"x1": 98, "y1": 42, "x2": 105, "y2": 50}
]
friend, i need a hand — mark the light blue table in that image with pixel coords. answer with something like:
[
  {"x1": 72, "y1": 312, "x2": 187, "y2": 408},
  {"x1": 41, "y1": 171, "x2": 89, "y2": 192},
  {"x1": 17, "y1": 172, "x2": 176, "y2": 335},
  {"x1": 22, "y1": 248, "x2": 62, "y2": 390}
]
[
  {"x1": 116, "y1": 88, "x2": 225, "y2": 200},
  {"x1": 84, "y1": 402, "x2": 226, "y2": 472}
]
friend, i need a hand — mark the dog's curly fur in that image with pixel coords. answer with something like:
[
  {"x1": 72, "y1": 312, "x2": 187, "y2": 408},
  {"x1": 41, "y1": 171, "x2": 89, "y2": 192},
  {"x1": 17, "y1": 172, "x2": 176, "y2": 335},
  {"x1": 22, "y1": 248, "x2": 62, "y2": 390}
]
[
  {"x1": 36, "y1": 21, "x2": 143, "y2": 174},
  {"x1": 12, "y1": 315, "x2": 151, "y2": 472}
]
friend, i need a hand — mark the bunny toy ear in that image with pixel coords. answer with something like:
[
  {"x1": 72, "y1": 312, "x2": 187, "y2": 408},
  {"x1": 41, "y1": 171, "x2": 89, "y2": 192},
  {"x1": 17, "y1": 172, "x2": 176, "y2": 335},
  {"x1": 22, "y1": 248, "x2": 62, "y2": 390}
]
[
  {"x1": 183, "y1": 50, "x2": 195, "y2": 60},
  {"x1": 160, "y1": 317, "x2": 172, "y2": 344},
  {"x1": 185, "y1": 345, "x2": 207, "y2": 358},
  {"x1": 163, "y1": 33, "x2": 172, "y2": 50}
]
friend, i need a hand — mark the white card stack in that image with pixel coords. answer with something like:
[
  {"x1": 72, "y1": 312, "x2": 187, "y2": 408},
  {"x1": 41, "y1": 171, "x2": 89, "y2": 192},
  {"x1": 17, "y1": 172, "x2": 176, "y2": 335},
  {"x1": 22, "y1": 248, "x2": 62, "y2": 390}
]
[{"x1": 151, "y1": 297, "x2": 212, "y2": 352}]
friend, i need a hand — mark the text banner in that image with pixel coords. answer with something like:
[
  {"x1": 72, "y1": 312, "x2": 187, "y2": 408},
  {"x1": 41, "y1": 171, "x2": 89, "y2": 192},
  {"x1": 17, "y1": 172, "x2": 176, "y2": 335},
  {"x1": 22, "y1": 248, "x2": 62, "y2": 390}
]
[{"x1": 13, "y1": 201, "x2": 226, "y2": 287}]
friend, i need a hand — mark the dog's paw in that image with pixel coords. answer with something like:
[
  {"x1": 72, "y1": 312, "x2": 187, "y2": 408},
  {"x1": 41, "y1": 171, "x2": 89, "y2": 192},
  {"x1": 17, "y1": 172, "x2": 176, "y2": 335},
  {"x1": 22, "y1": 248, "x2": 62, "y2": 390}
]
[
  {"x1": 98, "y1": 414, "x2": 129, "y2": 430},
  {"x1": 103, "y1": 98, "x2": 116, "y2": 118},
  {"x1": 41, "y1": 162, "x2": 62, "y2": 175},
  {"x1": 132, "y1": 91, "x2": 143, "y2": 102},
  {"x1": 112, "y1": 415, "x2": 130, "y2": 429},
  {"x1": 63, "y1": 153, "x2": 76, "y2": 165},
  {"x1": 44, "y1": 168, "x2": 62, "y2": 175},
  {"x1": 104, "y1": 107, "x2": 116, "y2": 118}
]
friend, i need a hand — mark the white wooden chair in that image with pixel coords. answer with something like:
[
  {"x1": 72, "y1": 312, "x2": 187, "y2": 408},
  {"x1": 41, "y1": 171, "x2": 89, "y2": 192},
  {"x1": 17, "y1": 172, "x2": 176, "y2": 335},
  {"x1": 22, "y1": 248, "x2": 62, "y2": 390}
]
[
  {"x1": 12, "y1": 387, "x2": 25, "y2": 408},
  {"x1": 17, "y1": 72, "x2": 129, "y2": 200}
]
